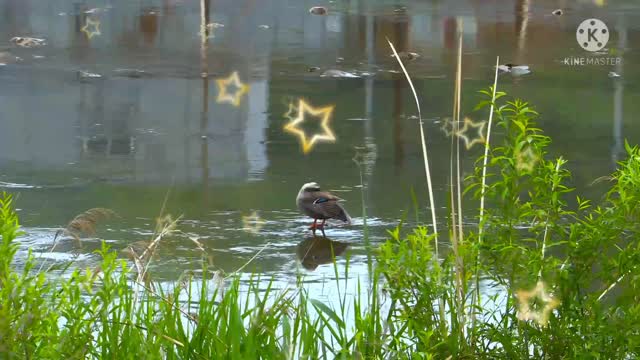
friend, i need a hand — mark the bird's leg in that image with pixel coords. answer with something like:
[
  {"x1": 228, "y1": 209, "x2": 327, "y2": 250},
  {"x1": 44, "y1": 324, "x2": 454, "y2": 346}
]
[
  {"x1": 309, "y1": 218, "x2": 318, "y2": 230},
  {"x1": 317, "y1": 219, "x2": 326, "y2": 230}
]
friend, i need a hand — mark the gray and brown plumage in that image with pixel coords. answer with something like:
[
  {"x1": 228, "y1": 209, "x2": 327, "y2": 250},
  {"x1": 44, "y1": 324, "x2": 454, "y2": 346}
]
[{"x1": 296, "y1": 182, "x2": 351, "y2": 232}]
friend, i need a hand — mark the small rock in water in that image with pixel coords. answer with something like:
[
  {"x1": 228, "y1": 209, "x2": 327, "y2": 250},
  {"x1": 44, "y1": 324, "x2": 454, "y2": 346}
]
[
  {"x1": 309, "y1": 6, "x2": 328, "y2": 15},
  {"x1": 320, "y1": 69, "x2": 360, "y2": 78},
  {"x1": 10, "y1": 36, "x2": 46, "y2": 48},
  {"x1": 608, "y1": 71, "x2": 621, "y2": 78},
  {"x1": 552, "y1": 9, "x2": 563, "y2": 16}
]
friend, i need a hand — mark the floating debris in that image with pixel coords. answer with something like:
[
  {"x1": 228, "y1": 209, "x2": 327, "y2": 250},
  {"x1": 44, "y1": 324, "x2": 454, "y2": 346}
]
[
  {"x1": 113, "y1": 68, "x2": 152, "y2": 78},
  {"x1": 206, "y1": 22, "x2": 224, "y2": 30},
  {"x1": 309, "y1": 6, "x2": 328, "y2": 15},
  {"x1": 320, "y1": 69, "x2": 360, "y2": 78},
  {"x1": 552, "y1": 9, "x2": 563, "y2": 16},
  {"x1": 77, "y1": 70, "x2": 103, "y2": 80},
  {"x1": 308, "y1": 66, "x2": 321, "y2": 72},
  {"x1": 10, "y1": 36, "x2": 46, "y2": 48},
  {"x1": 391, "y1": 51, "x2": 420, "y2": 61},
  {"x1": 0, "y1": 181, "x2": 42, "y2": 189},
  {"x1": 258, "y1": 24, "x2": 270, "y2": 29},
  {"x1": 608, "y1": 71, "x2": 621, "y2": 78},
  {"x1": 393, "y1": 6, "x2": 407, "y2": 14},
  {"x1": 84, "y1": 7, "x2": 107, "y2": 14}
]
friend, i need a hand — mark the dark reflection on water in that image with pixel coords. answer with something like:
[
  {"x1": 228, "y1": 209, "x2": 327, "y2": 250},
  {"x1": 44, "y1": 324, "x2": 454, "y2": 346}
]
[
  {"x1": 1, "y1": 0, "x2": 639, "y2": 282},
  {"x1": 296, "y1": 236, "x2": 350, "y2": 271}
]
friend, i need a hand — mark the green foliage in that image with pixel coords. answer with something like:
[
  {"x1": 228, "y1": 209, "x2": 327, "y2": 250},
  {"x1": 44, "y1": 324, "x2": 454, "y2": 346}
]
[{"x1": 376, "y1": 91, "x2": 640, "y2": 359}]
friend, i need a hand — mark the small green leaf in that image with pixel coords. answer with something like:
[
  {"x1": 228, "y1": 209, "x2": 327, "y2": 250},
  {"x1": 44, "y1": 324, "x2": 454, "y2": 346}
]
[{"x1": 310, "y1": 299, "x2": 345, "y2": 328}]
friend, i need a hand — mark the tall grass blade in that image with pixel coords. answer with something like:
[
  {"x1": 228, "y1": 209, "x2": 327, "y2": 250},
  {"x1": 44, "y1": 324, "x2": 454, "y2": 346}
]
[
  {"x1": 472, "y1": 55, "x2": 500, "y2": 337},
  {"x1": 455, "y1": 21, "x2": 464, "y2": 246},
  {"x1": 455, "y1": 19, "x2": 464, "y2": 287},
  {"x1": 477, "y1": 56, "x2": 500, "y2": 242},
  {"x1": 386, "y1": 38, "x2": 439, "y2": 247}
]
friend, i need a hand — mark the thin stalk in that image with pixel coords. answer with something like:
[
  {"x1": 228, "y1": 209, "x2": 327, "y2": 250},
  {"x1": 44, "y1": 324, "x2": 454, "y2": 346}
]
[
  {"x1": 226, "y1": 242, "x2": 270, "y2": 277},
  {"x1": 449, "y1": 51, "x2": 459, "y2": 255},
  {"x1": 537, "y1": 159, "x2": 563, "y2": 279},
  {"x1": 451, "y1": 22, "x2": 465, "y2": 328},
  {"x1": 387, "y1": 37, "x2": 445, "y2": 340},
  {"x1": 387, "y1": 38, "x2": 439, "y2": 249},
  {"x1": 477, "y1": 56, "x2": 500, "y2": 244},
  {"x1": 473, "y1": 55, "x2": 500, "y2": 335},
  {"x1": 356, "y1": 155, "x2": 373, "y2": 281},
  {"x1": 455, "y1": 22, "x2": 464, "y2": 246},
  {"x1": 598, "y1": 270, "x2": 632, "y2": 301}
]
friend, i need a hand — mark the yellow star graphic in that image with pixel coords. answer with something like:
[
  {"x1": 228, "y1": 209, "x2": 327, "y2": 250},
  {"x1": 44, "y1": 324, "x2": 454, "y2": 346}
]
[
  {"x1": 242, "y1": 211, "x2": 265, "y2": 235},
  {"x1": 516, "y1": 146, "x2": 540, "y2": 172},
  {"x1": 81, "y1": 18, "x2": 101, "y2": 39},
  {"x1": 216, "y1": 71, "x2": 250, "y2": 107},
  {"x1": 440, "y1": 117, "x2": 456, "y2": 136},
  {"x1": 283, "y1": 101, "x2": 297, "y2": 122},
  {"x1": 516, "y1": 281, "x2": 560, "y2": 327},
  {"x1": 283, "y1": 99, "x2": 336, "y2": 154},
  {"x1": 456, "y1": 117, "x2": 486, "y2": 150}
]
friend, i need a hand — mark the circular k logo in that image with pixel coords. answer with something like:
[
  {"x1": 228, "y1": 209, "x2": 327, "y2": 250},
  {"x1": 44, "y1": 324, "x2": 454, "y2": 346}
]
[{"x1": 576, "y1": 18, "x2": 609, "y2": 52}]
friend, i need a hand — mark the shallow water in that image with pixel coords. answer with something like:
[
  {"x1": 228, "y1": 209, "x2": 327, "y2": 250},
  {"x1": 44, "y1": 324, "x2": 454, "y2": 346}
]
[{"x1": 1, "y1": 0, "x2": 639, "y2": 295}]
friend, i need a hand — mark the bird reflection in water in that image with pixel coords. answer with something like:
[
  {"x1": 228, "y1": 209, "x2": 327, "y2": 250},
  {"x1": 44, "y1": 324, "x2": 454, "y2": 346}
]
[{"x1": 296, "y1": 236, "x2": 349, "y2": 271}]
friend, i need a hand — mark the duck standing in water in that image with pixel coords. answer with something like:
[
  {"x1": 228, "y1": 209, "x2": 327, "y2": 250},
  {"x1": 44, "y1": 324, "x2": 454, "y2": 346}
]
[{"x1": 296, "y1": 182, "x2": 351, "y2": 233}]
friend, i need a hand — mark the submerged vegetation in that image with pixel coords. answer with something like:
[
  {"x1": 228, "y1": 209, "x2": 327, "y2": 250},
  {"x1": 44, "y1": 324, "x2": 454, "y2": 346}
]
[{"x1": 2, "y1": 87, "x2": 640, "y2": 358}]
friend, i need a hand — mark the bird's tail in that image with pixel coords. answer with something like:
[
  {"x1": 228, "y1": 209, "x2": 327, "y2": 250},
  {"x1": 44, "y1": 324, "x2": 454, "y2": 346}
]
[{"x1": 337, "y1": 205, "x2": 352, "y2": 225}]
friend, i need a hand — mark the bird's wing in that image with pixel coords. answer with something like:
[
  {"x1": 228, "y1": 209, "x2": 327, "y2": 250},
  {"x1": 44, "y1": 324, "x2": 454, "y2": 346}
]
[{"x1": 310, "y1": 192, "x2": 349, "y2": 220}]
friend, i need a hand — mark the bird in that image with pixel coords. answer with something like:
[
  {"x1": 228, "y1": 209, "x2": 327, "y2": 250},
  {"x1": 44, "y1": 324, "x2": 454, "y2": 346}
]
[
  {"x1": 497, "y1": 64, "x2": 531, "y2": 76},
  {"x1": 308, "y1": 6, "x2": 328, "y2": 15},
  {"x1": 296, "y1": 182, "x2": 351, "y2": 233}
]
